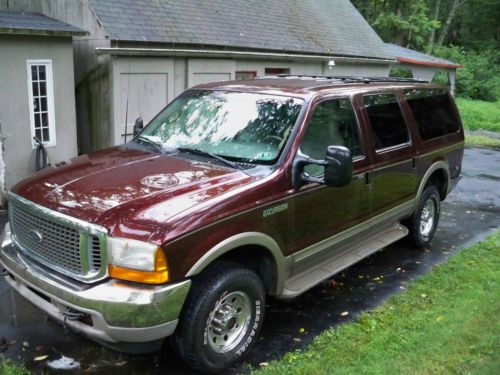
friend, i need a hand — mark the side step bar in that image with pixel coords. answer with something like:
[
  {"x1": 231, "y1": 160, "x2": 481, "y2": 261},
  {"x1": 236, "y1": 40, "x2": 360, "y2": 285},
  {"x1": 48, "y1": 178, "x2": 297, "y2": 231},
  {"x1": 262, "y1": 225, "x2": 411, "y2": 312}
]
[{"x1": 281, "y1": 224, "x2": 408, "y2": 299}]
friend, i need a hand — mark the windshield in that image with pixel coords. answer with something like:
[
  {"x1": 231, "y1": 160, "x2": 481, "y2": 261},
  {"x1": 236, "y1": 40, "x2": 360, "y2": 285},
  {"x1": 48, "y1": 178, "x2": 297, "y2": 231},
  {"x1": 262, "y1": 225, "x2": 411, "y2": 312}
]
[{"x1": 138, "y1": 90, "x2": 304, "y2": 164}]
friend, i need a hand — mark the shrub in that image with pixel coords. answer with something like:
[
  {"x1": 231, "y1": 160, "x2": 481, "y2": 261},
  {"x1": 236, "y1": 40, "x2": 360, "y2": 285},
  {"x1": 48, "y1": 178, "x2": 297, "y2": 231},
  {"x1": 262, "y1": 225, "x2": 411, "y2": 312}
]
[{"x1": 432, "y1": 46, "x2": 499, "y2": 102}]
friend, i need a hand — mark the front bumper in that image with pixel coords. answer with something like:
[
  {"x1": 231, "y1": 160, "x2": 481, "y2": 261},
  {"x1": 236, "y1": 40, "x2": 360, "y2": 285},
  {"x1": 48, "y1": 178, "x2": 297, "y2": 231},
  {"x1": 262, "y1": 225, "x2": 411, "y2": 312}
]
[{"x1": 0, "y1": 225, "x2": 190, "y2": 347}]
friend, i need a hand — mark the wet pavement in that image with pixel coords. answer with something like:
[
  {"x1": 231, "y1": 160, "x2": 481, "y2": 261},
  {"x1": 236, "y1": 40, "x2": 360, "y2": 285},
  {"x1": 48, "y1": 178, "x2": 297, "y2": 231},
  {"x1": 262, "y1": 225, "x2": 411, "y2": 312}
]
[{"x1": 1, "y1": 147, "x2": 499, "y2": 374}]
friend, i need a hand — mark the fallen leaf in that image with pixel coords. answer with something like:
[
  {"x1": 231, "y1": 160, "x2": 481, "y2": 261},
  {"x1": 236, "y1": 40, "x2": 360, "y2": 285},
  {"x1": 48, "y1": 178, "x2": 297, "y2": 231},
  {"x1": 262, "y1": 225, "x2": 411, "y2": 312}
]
[
  {"x1": 293, "y1": 338, "x2": 302, "y2": 342},
  {"x1": 341, "y1": 311, "x2": 349, "y2": 316},
  {"x1": 22, "y1": 341, "x2": 29, "y2": 348},
  {"x1": 396, "y1": 267, "x2": 402, "y2": 272},
  {"x1": 260, "y1": 362, "x2": 269, "y2": 367},
  {"x1": 373, "y1": 277, "x2": 381, "y2": 281},
  {"x1": 299, "y1": 327, "x2": 305, "y2": 333},
  {"x1": 421, "y1": 294, "x2": 427, "y2": 298},
  {"x1": 34, "y1": 355, "x2": 49, "y2": 362}
]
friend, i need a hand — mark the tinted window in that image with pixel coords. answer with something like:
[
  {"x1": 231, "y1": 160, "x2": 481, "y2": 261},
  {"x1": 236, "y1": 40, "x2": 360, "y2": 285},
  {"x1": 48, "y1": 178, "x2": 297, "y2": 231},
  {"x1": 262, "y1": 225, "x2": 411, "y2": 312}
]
[
  {"x1": 363, "y1": 94, "x2": 410, "y2": 150},
  {"x1": 404, "y1": 90, "x2": 459, "y2": 140},
  {"x1": 301, "y1": 98, "x2": 362, "y2": 176}
]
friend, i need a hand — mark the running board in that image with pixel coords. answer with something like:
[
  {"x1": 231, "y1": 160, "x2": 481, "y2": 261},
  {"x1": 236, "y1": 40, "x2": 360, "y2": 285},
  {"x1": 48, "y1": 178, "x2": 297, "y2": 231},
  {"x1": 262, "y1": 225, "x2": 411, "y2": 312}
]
[{"x1": 281, "y1": 224, "x2": 408, "y2": 299}]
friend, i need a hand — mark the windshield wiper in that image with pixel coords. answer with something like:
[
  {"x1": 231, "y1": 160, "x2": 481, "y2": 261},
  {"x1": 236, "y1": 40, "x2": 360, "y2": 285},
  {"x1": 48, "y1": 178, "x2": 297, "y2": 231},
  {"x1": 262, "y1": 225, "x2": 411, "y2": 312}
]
[
  {"x1": 176, "y1": 147, "x2": 244, "y2": 171},
  {"x1": 136, "y1": 136, "x2": 164, "y2": 153}
]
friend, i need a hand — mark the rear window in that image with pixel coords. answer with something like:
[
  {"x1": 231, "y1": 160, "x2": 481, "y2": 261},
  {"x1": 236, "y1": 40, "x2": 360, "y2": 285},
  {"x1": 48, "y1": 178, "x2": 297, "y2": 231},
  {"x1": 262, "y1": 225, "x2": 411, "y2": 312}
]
[
  {"x1": 404, "y1": 89, "x2": 459, "y2": 140},
  {"x1": 363, "y1": 94, "x2": 410, "y2": 150}
]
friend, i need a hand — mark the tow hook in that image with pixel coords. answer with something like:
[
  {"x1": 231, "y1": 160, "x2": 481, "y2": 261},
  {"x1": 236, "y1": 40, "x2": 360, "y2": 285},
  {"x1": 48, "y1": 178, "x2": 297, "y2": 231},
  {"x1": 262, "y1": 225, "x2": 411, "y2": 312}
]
[{"x1": 62, "y1": 308, "x2": 86, "y2": 327}]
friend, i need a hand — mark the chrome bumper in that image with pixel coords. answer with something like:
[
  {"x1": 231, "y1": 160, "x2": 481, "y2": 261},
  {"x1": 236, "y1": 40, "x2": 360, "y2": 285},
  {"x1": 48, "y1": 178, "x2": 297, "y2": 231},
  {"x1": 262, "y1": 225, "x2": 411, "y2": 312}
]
[{"x1": 0, "y1": 224, "x2": 190, "y2": 345}]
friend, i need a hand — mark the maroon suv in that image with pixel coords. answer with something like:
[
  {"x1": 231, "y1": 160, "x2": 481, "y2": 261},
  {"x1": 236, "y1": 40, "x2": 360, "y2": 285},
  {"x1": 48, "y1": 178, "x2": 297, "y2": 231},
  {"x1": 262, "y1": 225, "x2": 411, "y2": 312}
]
[{"x1": 0, "y1": 75, "x2": 463, "y2": 373}]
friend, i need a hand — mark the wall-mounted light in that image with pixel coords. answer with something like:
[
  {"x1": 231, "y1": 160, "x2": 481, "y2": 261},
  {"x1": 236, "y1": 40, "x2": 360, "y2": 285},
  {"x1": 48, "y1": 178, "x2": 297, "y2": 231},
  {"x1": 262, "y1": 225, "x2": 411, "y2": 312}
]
[{"x1": 326, "y1": 60, "x2": 335, "y2": 70}]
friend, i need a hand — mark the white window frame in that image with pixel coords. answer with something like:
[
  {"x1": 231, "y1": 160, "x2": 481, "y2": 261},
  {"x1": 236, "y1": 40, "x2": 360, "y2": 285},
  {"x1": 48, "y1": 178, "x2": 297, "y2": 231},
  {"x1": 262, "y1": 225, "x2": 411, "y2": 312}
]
[{"x1": 26, "y1": 59, "x2": 57, "y2": 148}]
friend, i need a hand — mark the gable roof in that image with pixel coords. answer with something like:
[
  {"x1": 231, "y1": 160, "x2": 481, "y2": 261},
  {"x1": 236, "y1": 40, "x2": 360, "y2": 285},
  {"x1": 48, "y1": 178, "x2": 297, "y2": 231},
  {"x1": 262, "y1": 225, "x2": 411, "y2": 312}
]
[
  {"x1": 88, "y1": 0, "x2": 393, "y2": 60},
  {"x1": 0, "y1": 11, "x2": 87, "y2": 37},
  {"x1": 386, "y1": 43, "x2": 462, "y2": 69}
]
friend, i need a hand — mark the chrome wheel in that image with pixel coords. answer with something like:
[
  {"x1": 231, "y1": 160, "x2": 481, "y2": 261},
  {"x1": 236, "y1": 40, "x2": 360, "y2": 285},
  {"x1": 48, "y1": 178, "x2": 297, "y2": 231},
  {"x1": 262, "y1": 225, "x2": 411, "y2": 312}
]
[
  {"x1": 419, "y1": 198, "x2": 436, "y2": 240},
  {"x1": 207, "y1": 291, "x2": 252, "y2": 354}
]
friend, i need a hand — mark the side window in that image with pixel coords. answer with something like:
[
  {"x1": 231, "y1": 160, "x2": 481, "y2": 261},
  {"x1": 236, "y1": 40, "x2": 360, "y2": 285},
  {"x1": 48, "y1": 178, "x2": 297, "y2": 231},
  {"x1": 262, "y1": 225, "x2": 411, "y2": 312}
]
[
  {"x1": 363, "y1": 94, "x2": 409, "y2": 150},
  {"x1": 301, "y1": 98, "x2": 362, "y2": 176},
  {"x1": 27, "y1": 60, "x2": 56, "y2": 147},
  {"x1": 404, "y1": 89, "x2": 459, "y2": 140}
]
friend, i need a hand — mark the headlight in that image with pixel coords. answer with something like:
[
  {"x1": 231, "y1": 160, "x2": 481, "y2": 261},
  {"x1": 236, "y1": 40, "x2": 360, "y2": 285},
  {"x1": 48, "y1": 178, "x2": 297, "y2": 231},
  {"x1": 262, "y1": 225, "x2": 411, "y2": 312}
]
[{"x1": 107, "y1": 237, "x2": 169, "y2": 284}]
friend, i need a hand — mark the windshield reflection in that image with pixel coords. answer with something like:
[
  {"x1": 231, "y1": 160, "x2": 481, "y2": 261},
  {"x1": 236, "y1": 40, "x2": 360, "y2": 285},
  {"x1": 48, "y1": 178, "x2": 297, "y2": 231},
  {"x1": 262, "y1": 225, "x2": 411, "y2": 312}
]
[{"x1": 138, "y1": 90, "x2": 303, "y2": 164}]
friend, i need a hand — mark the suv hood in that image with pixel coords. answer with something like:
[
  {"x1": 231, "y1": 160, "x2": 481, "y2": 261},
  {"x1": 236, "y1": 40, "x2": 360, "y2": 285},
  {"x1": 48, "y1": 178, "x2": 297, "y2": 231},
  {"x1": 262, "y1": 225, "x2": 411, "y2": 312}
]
[{"x1": 12, "y1": 146, "x2": 255, "y2": 226}]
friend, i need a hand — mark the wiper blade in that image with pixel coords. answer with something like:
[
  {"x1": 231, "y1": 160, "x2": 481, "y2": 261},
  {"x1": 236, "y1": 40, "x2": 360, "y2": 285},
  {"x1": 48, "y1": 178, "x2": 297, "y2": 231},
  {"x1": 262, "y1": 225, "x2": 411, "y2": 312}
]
[
  {"x1": 136, "y1": 136, "x2": 164, "y2": 153},
  {"x1": 176, "y1": 147, "x2": 243, "y2": 170}
]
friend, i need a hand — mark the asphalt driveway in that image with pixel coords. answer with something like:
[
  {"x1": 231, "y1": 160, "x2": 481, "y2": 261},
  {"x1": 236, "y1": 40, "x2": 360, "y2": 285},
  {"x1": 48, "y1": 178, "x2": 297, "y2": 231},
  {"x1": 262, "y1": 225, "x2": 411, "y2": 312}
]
[{"x1": 1, "y1": 146, "x2": 499, "y2": 374}]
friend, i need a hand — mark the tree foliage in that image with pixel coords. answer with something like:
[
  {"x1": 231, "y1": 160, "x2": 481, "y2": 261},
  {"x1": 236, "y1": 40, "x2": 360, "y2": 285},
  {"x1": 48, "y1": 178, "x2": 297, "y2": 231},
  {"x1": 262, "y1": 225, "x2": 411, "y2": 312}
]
[{"x1": 351, "y1": 0, "x2": 500, "y2": 101}]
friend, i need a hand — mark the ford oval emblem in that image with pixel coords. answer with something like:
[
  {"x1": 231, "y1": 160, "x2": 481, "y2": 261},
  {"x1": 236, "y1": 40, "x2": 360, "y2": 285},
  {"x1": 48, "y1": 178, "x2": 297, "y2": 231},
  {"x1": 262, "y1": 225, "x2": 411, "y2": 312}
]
[{"x1": 28, "y1": 229, "x2": 43, "y2": 243}]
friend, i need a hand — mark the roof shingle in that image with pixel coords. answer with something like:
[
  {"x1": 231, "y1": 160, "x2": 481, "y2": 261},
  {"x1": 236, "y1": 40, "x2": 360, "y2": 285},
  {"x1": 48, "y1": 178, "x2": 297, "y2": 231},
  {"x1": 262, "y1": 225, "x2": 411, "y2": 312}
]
[
  {"x1": 89, "y1": 0, "x2": 393, "y2": 60},
  {"x1": 386, "y1": 43, "x2": 461, "y2": 69},
  {"x1": 0, "y1": 11, "x2": 87, "y2": 36}
]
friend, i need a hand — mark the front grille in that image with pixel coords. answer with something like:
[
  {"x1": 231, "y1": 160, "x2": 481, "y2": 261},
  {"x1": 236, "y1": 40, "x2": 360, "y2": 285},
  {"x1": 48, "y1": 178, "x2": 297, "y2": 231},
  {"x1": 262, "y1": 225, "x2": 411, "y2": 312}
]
[{"x1": 9, "y1": 201, "x2": 106, "y2": 281}]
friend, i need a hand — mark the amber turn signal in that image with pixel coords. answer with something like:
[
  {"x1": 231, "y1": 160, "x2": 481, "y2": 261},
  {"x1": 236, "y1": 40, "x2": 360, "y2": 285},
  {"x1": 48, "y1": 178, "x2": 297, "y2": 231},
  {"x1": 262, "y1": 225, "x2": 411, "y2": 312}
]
[{"x1": 108, "y1": 248, "x2": 169, "y2": 284}]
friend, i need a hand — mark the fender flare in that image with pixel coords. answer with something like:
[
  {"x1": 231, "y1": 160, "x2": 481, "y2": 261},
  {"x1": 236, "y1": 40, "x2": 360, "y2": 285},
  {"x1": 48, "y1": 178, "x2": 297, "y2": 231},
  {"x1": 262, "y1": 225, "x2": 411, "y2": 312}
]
[
  {"x1": 185, "y1": 232, "x2": 292, "y2": 295},
  {"x1": 414, "y1": 161, "x2": 450, "y2": 209}
]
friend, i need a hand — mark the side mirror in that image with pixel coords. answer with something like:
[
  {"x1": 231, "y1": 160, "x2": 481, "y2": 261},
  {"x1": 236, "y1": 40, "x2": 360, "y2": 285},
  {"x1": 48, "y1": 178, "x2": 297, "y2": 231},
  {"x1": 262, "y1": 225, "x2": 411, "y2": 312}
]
[
  {"x1": 324, "y1": 146, "x2": 352, "y2": 187},
  {"x1": 133, "y1": 117, "x2": 144, "y2": 138},
  {"x1": 292, "y1": 145, "x2": 353, "y2": 188}
]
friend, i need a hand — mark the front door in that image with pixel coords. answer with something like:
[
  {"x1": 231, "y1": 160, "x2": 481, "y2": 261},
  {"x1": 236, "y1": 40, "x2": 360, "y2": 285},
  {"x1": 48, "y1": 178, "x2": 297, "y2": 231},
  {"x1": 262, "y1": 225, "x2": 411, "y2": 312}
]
[{"x1": 288, "y1": 97, "x2": 373, "y2": 261}]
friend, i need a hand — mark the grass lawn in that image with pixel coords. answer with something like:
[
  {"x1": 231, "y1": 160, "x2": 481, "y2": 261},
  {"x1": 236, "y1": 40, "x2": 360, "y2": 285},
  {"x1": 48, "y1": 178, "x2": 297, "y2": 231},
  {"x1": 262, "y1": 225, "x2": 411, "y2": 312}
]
[
  {"x1": 0, "y1": 357, "x2": 29, "y2": 375},
  {"x1": 254, "y1": 231, "x2": 500, "y2": 375},
  {"x1": 465, "y1": 134, "x2": 500, "y2": 148},
  {"x1": 456, "y1": 98, "x2": 500, "y2": 133}
]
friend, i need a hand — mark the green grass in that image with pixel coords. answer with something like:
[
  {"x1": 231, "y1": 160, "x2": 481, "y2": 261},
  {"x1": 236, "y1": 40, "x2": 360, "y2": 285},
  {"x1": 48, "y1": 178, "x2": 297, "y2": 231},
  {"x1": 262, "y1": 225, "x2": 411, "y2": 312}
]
[
  {"x1": 465, "y1": 134, "x2": 500, "y2": 148},
  {"x1": 254, "y1": 231, "x2": 500, "y2": 375},
  {"x1": 456, "y1": 98, "x2": 500, "y2": 132},
  {"x1": 0, "y1": 357, "x2": 30, "y2": 375}
]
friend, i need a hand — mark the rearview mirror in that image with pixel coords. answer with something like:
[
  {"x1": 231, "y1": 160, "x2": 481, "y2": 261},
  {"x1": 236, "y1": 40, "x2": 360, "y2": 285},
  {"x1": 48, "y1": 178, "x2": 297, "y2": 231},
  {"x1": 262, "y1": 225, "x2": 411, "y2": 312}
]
[{"x1": 133, "y1": 117, "x2": 144, "y2": 138}]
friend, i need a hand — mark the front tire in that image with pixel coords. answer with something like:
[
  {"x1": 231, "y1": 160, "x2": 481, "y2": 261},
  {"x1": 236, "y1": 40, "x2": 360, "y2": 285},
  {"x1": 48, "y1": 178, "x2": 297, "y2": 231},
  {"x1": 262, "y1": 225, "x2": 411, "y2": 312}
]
[
  {"x1": 173, "y1": 261, "x2": 265, "y2": 374},
  {"x1": 405, "y1": 185, "x2": 441, "y2": 248}
]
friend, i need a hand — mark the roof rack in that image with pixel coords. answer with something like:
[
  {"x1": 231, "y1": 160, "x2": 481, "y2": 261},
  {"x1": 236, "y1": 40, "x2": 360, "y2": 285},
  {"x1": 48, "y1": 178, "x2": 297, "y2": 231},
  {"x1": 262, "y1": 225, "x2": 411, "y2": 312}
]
[{"x1": 268, "y1": 74, "x2": 428, "y2": 84}]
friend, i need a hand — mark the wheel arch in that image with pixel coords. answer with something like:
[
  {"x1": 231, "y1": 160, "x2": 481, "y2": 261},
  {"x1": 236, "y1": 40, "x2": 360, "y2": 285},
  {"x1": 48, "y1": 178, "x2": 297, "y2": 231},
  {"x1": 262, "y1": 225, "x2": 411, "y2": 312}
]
[
  {"x1": 416, "y1": 161, "x2": 450, "y2": 206},
  {"x1": 185, "y1": 232, "x2": 292, "y2": 296}
]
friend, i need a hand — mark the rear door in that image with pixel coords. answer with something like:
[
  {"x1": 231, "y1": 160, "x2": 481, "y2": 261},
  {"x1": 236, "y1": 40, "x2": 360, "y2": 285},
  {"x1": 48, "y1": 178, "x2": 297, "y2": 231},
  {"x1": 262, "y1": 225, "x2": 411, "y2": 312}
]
[{"x1": 358, "y1": 92, "x2": 418, "y2": 218}]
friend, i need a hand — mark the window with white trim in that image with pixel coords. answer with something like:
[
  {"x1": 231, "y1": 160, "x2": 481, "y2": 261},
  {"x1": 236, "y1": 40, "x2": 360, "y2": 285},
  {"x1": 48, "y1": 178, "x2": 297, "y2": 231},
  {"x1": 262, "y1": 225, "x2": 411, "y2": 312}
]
[{"x1": 27, "y1": 60, "x2": 56, "y2": 147}]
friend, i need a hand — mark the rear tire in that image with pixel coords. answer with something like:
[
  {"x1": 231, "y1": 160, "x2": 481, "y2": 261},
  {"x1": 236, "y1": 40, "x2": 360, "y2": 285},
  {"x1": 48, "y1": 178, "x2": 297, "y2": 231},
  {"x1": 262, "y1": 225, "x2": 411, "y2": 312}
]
[
  {"x1": 405, "y1": 185, "x2": 441, "y2": 248},
  {"x1": 172, "y1": 261, "x2": 265, "y2": 374}
]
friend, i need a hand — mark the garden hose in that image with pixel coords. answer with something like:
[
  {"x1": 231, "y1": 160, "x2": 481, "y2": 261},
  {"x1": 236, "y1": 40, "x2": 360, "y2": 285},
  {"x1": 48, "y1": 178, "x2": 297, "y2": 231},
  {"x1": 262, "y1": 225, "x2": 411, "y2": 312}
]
[{"x1": 33, "y1": 136, "x2": 51, "y2": 171}]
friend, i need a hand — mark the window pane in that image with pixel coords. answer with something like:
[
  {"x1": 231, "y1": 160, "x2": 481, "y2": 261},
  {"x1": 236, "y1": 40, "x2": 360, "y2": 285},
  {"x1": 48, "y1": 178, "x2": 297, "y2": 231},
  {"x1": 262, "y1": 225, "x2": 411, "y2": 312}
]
[
  {"x1": 363, "y1": 94, "x2": 409, "y2": 150},
  {"x1": 301, "y1": 98, "x2": 362, "y2": 176},
  {"x1": 404, "y1": 90, "x2": 459, "y2": 140},
  {"x1": 40, "y1": 97, "x2": 47, "y2": 112},
  {"x1": 38, "y1": 65, "x2": 46, "y2": 81},
  {"x1": 34, "y1": 113, "x2": 41, "y2": 128},
  {"x1": 33, "y1": 98, "x2": 39, "y2": 112},
  {"x1": 235, "y1": 71, "x2": 257, "y2": 80},
  {"x1": 42, "y1": 128, "x2": 50, "y2": 142},
  {"x1": 31, "y1": 65, "x2": 38, "y2": 80},
  {"x1": 35, "y1": 128, "x2": 42, "y2": 140},
  {"x1": 39, "y1": 81, "x2": 46, "y2": 96},
  {"x1": 32, "y1": 82, "x2": 39, "y2": 97},
  {"x1": 41, "y1": 113, "x2": 48, "y2": 127}
]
